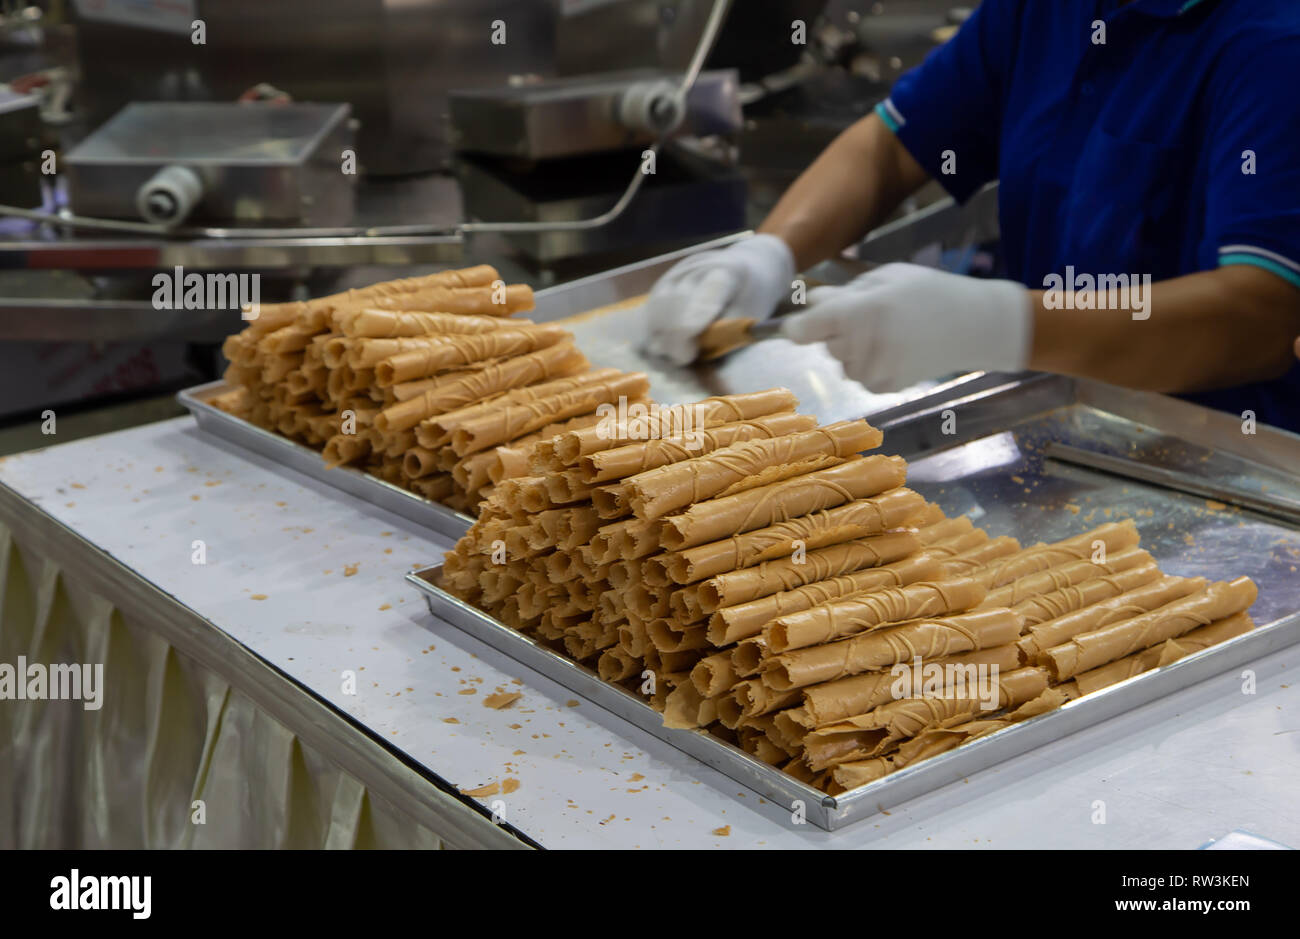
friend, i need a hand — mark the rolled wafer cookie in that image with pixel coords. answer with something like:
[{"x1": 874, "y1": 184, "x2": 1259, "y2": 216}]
[
  {"x1": 415, "y1": 367, "x2": 623, "y2": 448},
  {"x1": 367, "y1": 282, "x2": 534, "y2": 316},
  {"x1": 763, "y1": 607, "x2": 1024, "y2": 690},
  {"x1": 659, "y1": 455, "x2": 907, "y2": 551},
  {"x1": 550, "y1": 389, "x2": 799, "y2": 465},
  {"x1": 691, "y1": 649, "x2": 741, "y2": 697},
  {"x1": 939, "y1": 536, "x2": 1021, "y2": 576},
  {"x1": 694, "y1": 530, "x2": 923, "y2": 612},
  {"x1": 336, "y1": 308, "x2": 511, "y2": 338},
  {"x1": 375, "y1": 325, "x2": 569, "y2": 385},
  {"x1": 1011, "y1": 562, "x2": 1162, "y2": 626},
  {"x1": 978, "y1": 547, "x2": 1154, "y2": 608},
  {"x1": 579, "y1": 413, "x2": 816, "y2": 484},
  {"x1": 707, "y1": 553, "x2": 944, "y2": 646},
  {"x1": 766, "y1": 577, "x2": 987, "y2": 652},
  {"x1": 801, "y1": 644, "x2": 1023, "y2": 726},
  {"x1": 374, "y1": 343, "x2": 588, "y2": 432},
  {"x1": 914, "y1": 516, "x2": 975, "y2": 545},
  {"x1": 646, "y1": 487, "x2": 926, "y2": 585},
  {"x1": 1043, "y1": 577, "x2": 1257, "y2": 680},
  {"x1": 972, "y1": 520, "x2": 1140, "y2": 588},
  {"x1": 809, "y1": 666, "x2": 1050, "y2": 739},
  {"x1": 1017, "y1": 574, "x2": 1208, "y2": 661},
  {"x1": 625, "y1": 420, "x2": 883, "y2": 520},
  {"x1": 1070, "y1": 611, "x2": 1255, "y2": 696}
]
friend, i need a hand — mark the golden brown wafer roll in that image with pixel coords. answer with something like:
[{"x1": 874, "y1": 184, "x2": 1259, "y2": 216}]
[
  {"x1": 693, "y1": 530, "x2": 923, "y2": 612},
  {"x1": 374, "y1": 344, "x2": 588, "y2": 432},
  {"x1": 551, "y1": 389, "x2": 800, "y2": 465},
  {"x1": 258, "y1": 323, "x2": 322, "y2": 355},
  {"x1": 733, "y1": 679, "x2": 802, "y2": 719},
  {"x1": 337, "y1": 308, "x2": 510, "y2": 338},
  {"x1": 322, "y1": 433, "x2": 370, "y2": 468},
  {"x1": 764, "y1": 608, "x2": 1024, "y2": 690},
  {"x1": 1044, "y1": 577, "x2": 1256, "y2": 679},
  {"x1": 625, "y1": 420, "x2": 883, "y2": 520},
  {"x1": 403, "y1": 446, "x2": 441, "y2": 479},
  {"x1": 375, "y1": 325, "x2": 569, "y2": 385},
  {"x1": 766, "y1": 577, "x2": 987, "y2": 652},
  {"x1": 923, "y1": 529, "x2": 990, "y2": 558},
  {"x1": 451, "y1": 373, "x2": 651, "y2": 458},
  {"x1": 939, "y1": 536, "x2": 1022, "y2": 576},
  {"x1": 979, "y1": 547, "x2": 1154, "y2": 608},
  {"x1": 801, "y1": 644, "x2": 1022, "y2": 726},
  {"x1": 889, "y1": 717, "x2": 1011, "y2": 770},
  {"x1": 732, "y1": 638, "x2": 768, "y2": 677},
  {"x1": 974, "y1": 520, "x2": 1140, "y2": 588},
  {"x1": 1017, "y1": 575, "x2": 1208, "y2": 662},
  {"x1": 368, "y1": 282, "x2": 534, "y2": 316},
  {"x1": 812, "y1": 666, "x2": 1049, "y2": 738},
  {"x1": 1071, "y1": 611, "x2": 1255, "y2": 696},
  {"x1": 579, "y1": 413, "x2": 816, "y2": 484},
  {"x1": 915, "y1": 516, "x2": 974, "y2": 545},
  {"x1": 409, "y1": 473, "x2": 455, "y2": 502},
  {"x1": 598, "y1": 647, "x2": 641, "y2": 682},
  {"x1": 649, "y1": 487, "x2": 926, "y2": 585},
  {"x1": 830, "y1": 758, "x2": 894, "y2": 790},
  {"x1": 663, "y1": 682, "x2": 720, "y2": 729},
  {"x1": 707, "y1": 552, "x2": 943, "y2": 646},
  {"x1": 1012, "y1": 562, "x2": 1162, "y2": 626},
  {"x1": 659, "y1": 456, "x2": 907, "y2": 551},
  {"x1": 691, "y1": 649, "x2": 740, "y2": 697},
  {"x1": 415, "y1": 368, "x2": 624, "y2": 449}
]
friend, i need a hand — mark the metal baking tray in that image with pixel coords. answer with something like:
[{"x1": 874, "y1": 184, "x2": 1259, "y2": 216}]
[
  {"x1": 406, "y1": 373, "x2": 1300, "y2": 830},
  {"x1": 177, "y1": 380, "x2": 474, "y2": 540},
  {"x1": 408, "y1": 563, "x2": 1300, "y2": 831}
]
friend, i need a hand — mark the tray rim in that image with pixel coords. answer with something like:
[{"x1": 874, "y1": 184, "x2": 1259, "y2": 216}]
[
  {"x1": 404, "y1": 564, "x2": 837, "y2": 826},
  {"x1": 407, "y1": 561, "x2": 1300, "y2": 832},
  {"x1": 177, "y1": 379, "x2": 475, "y2": 540}
]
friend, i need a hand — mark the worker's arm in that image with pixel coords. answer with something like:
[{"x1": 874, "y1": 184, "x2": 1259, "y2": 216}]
[
  {"x1": 758, "y1": 112, "x2": 931, "y2": 272},
  {"x1": 780, "y1": 262, "x2": 1300, "y2": 395},
  {"x1": 1030, "y1": 266, "x2": 1300, "y2": 393}
]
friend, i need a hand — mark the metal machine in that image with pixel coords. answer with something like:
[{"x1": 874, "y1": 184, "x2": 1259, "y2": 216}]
[
  {"x1": 449, "y1": 67, "x2": 746, "y2": 262},
  {"x1": 64, "y1": 102, "x2": 356, "y2": 227}
]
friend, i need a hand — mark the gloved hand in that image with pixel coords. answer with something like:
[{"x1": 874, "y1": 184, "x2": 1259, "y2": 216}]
[
  {"x1": 780, "y1": 262, "x2": 1033, "y2": 391},
  {"x1": 643, "y1": 234, "x2": 796, "y2": 365}
]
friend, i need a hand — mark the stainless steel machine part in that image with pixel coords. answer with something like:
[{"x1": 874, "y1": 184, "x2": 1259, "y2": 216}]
[{"x1": 64, "y1": 102, "x2": 356, "y2": 227}]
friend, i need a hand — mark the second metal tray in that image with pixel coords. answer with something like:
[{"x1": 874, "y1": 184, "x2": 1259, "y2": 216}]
[
  {"x1": 177, "y1": 380, "x2": 474, "y2": 540},
  {"x1": 408, "y1": 564, "x2": 1300, "y2": 832}
]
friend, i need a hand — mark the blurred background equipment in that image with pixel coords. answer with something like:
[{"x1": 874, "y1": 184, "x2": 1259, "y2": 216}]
[{"x1": 0, "y1": 0, "x2": 991, "y2": 448}]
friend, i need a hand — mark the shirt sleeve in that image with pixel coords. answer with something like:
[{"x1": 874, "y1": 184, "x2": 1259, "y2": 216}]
[
  {"x1": 874, "y1": 0, "x2": 1022, "y2": 203},
  {"x1": 1202, "y1": 29, "x2": 1300, "y2": 290}
]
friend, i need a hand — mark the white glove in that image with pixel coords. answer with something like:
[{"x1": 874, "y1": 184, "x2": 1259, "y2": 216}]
[
  {"x1": 780, "y1": 262, "x2": 1033, "y2": 392},
  {"x1": 643, "y1": 234, "x2": 796, "y2": 365}
]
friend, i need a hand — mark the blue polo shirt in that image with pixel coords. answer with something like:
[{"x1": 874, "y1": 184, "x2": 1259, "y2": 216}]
[{"x1": 874, "y1": 0, "x2": 1300, "y2": 432}]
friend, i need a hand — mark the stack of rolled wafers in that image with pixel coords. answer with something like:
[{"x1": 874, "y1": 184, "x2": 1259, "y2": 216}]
[
  {"x1": 440, "y1": 387, "x2": 1259, "y2": 794},
  {"x1": 211, "y1": 265, "x2": 652, "y2": 513}
]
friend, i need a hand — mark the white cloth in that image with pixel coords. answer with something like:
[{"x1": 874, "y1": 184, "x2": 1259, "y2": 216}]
[
  {"x1": 0, "y1": 523, "x2": 492, "y2": 849},
  {"x1": 644, "y1": 234, "x2": 796, "y2": 365},
  {"x1": 780, "y1": 262, "x2": 1033, "y2": 392}
]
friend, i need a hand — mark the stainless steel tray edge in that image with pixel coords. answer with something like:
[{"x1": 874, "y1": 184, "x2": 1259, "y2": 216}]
[
  {"x1": 177, "y1": 380, "x2": 474, "y2": 540},
  {"x1": 405, "y1": 565, "x2": 836, "y2": 829},
  {"x1": 409, "y1": 562, "x2": 1300, "y2": 832}
]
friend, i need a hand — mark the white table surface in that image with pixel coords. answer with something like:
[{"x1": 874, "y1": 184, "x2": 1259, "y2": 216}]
[{"x1": 2, "y1": 416, "x2": 1297, "y2": 849}]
